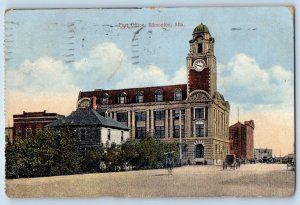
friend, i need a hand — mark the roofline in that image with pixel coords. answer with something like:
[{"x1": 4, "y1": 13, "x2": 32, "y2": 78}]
[
  {"x1": 48, "y1": 123, "x2": 130, "y2": 131},
  {"x1": 80, "y1": 83, "x2": 187, "y2": 93}
]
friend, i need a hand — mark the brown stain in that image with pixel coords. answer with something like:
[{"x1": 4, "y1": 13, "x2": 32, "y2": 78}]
[{"x1": 287, "y1": 6, "x2": 294, "y2": 24}]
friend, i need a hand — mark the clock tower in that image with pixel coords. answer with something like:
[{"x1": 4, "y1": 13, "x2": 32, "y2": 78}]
[{"x1": 187, "y1": 23, "x2": 217, "y2": 97}]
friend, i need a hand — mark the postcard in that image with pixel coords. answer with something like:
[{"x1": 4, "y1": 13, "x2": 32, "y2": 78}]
[{"x1": 4, "y1": 7, "x2": 295, "y2": 198}]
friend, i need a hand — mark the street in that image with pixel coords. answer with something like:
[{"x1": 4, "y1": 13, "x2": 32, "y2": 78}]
[{"x1": 6, "y1": 164, "x2": 295, "y2": 198}]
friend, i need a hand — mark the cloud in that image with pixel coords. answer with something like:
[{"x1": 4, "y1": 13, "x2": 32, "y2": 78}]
[
  {"x1": 5, "y1": 42, "x2": 186, "y2": 125},
  {"x1": 73, "y1": 42, "x2": 186, "y2": 89},
  {"x1": 5, "y1": 57, "x2": 79, "y2": 125},
  {"x1": 218, "y1": 53, "x2": 293, "y2": 110},
  {"x1": 218, "y1": 53, "x2": 294, "y2": 156},
  {"x1": 6, "y1": 56, "x2": 77, "y2": 92}
]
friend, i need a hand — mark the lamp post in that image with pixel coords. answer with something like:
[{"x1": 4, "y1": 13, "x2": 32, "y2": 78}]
[{"x1": 179, "y1": 109, "x2": 182, "y2": 166}]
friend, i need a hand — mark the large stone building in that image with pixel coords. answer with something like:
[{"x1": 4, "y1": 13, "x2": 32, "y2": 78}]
[
  {"x1": 77, "y1": 23, "x2": 230, "y2": 165},
  {"x1": 229, "y1": 120, "x2": 255, "y2": 159},
  {"x1": 12, "y1": 110, "x2": 64, "y2": 140}
]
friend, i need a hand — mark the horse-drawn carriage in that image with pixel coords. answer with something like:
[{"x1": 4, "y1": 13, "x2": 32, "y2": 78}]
[{"x1": 223, "y1": 154, "x2": 240, "y2": 170}]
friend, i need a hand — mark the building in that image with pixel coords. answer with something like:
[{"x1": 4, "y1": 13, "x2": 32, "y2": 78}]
[
  {"x1": 5, "y1": 127, "x2": 13, "y2": 144},
  {"x1": 77, "y1": 23, "x2": 230, "y2": 165},
  {"x1": 254, "y1": 148, "x2": 272, "y2": 161},
  {"x1": 13, "y1": 110, "x2": 64, "y2": 140},
  {"x1": 47, "y1": 107, "x2": 130, "y2": 150},
  {"x1": 229, "y1": 120, "x2": 255, "y2": 160}
]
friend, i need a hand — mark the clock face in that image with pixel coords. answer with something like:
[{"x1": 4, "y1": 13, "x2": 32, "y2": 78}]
[{"x1": 193, "y1": 59, "x2": 206, "y2": 72}]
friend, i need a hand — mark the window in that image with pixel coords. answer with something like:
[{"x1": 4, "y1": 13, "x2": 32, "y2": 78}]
[
  {"x1": 154, "y1": 110, "x2": 165, "y2": 121},
  {"x1": 16, "y1": 128, "x2": 22, "y2": 136},
  {"x1": 198, "y1": 43, "x2": 203, "y2": 53},
  {"x1": 136, "y1": 92, "x2": 144, "y2": 103},
  {"x1": 155, "y1": 90, "x2": 163, "y2": 102},
  {"x1": 117, "y1": 112, "x2": 128, "y2": 123},
  {"x1": 195, "y1": 144, "x2": 204, "y2": 158},
  {"x1": 81, "y1": 147, "x2": 87, "y2": 157},
  {"x1": 36, "y1": 128, "x2": 42, "y2": 133},
  {"x1": 136, "y1": 127, "x2": 146, "y2": 139},
  {"x1": 108, "y1": 129, "x2": 111, "y2": 140},
  {"x1": 135, "y1": 111, "x2": 146, "y2": 121},
  {"x1": 195, "y1": 124, "x2": 205, "y2": 137},
  {"x1": 26, "y1": 128, "x2": 32, "y2": 137},
  {"x1": 173, "y1": 109, "x2": 185, "y2": 119},
  {"x1": 80, "y1": 128, "x2": 86, "y2": 141},
  {"x1": 174, "y1": 125, "x2": 185, "y2": 138},
  {"x1": 174, "y1": 89, "x2": 182, "y2": 101},
  {"x1": 121, "y1": 131, "x2": 124, "y2": 142},
  {"x1": 100, "y1": 93, "x2": 109, "y2": 105},
  {"x1": 155, "y1": 126, "x2": 165, "y2": 138},
  {"x1": 194, "y1": 107, "x2": 205, "y2": 120},
  {"x1": 118, "y1": 92, "x2": 126, "y2": 104}
]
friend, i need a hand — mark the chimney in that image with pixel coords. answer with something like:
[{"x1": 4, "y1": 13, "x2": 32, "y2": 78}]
[{"x1": 92, "y1": 96, "x2": 97, "y2": 110}]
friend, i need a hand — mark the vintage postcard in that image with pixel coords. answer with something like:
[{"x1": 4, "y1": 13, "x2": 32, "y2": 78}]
[{"x1": 4, "y1": 7, "x2": 295, "y2": 197}]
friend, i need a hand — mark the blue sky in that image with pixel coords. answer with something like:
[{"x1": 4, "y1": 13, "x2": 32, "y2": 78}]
[
  {"x1": 6, "y1": 7, "x2": 293, "y2": 71},
  {"x1": 5, "y1": 7, "x2": 294, "y2": 155}
]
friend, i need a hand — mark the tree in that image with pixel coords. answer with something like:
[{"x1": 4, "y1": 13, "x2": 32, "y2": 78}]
[
  {"x1": 120, "y1": 138, "x2": 139, "y2": 168},
  {"x1": 50, "y1": 126, "x2": 83, "y2": 176},
  {"x1": 5, "y1": 136, "x2": 41, "y2": 178},
  {"x1": 5, "y1": 126, "x2": 84, "y2": 178},
  {"x1": 82, "y1": 146, "x2": 104, "y2": 172}
]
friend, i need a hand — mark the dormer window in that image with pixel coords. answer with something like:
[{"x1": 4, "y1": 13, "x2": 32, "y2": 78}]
[
  {"x1": 155, "y1": 90, "x2": 163, "y2": 102},
  {"x1": 136, "y1": 91, "x2": 144, "y2": 103},
  {"x1": 174, "y1": 89, "x2": 182, "y2": 101},
  {"x1": 100, "y1": 93, "x2": 109, "y2": 105},
  {"x1": 118, "y1": 92, "x2": 126, "y2": 104}
]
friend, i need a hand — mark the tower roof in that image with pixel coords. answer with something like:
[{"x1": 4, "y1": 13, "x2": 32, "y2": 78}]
[{"x1": 193, "y1": 23, "x2": 210, "y2": 34}]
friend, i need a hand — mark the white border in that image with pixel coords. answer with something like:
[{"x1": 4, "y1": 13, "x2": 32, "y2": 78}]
[{"x1": 0, "y1": 1, "x2": 298, "y2": 205}]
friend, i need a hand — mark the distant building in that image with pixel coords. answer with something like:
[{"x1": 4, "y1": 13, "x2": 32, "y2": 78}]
[
  {"x1": 254, "y1": 148, "x2": 272, "y2": 161},
  {"x1": 47, "y1": 107, "x2": 130, "y2": 150},
  {"x1": 229, "y1": 120, "x2": 255, "y2": 159},
  {"x1": 13, "y1": 110, "x2": 64, "y2": 140},
  {"x1": 5, "y1": 127, "x2": 13, "y2": 144}
]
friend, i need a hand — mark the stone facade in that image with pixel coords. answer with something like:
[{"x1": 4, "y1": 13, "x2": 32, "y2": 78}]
[
  {"x1": 77, "y1": 23, "x2": 230, "y2": 165},
  {"x1": 229, "y1": 120, "x2": 255, "y2": 160},
  {"x1": 47, "y1": 107, "x2": 130, "y2": 150}
]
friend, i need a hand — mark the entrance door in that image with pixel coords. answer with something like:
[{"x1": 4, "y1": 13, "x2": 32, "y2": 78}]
[{"x1": 195, "y1": 144, "x2": 204, "y2": 158}]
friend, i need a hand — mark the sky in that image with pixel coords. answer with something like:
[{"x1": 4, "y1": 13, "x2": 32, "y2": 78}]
[{"x1": 4, "y1": 7, "x2": 294, "y2": 156}]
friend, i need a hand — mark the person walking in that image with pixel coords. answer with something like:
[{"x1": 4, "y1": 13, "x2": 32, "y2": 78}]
[{"x1": 166, "y1": 152, "x2": 174, "y2": 176}]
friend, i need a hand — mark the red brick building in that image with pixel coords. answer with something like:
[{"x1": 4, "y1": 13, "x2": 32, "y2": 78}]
[
  {"x1": 13, "y1": 111, "x2": 64, "y2": 140},
  {"x1": 229, "y1": 120, "x2": 255, "y2": 160}
]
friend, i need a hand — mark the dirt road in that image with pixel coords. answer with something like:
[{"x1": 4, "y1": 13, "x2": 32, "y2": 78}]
[{"x1": 6, "y1": 164, "x2": 295, "y2": 198}]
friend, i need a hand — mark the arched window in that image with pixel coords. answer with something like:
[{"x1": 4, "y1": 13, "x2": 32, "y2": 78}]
[
  {"x1": 136, "y1": 91, "x2": 144, "y2": 103},
  {"x1": 100, "y1": 93, "x2": 109, "y2": 105},
  {"x1": 174, "y1": 89, "x2": 182, "y2": 101},
  {"x1": 118, "y1": 92, "x2": 126, "y2": 104},
  {"x1": 195, "y1": 144, "x2": 204, "y2": 158},
  {"x1": 155, "y1": 89, "x2": 163, "y2": 102}
]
